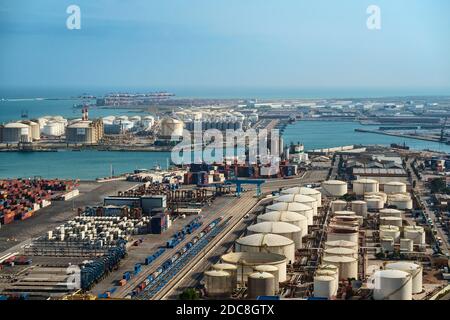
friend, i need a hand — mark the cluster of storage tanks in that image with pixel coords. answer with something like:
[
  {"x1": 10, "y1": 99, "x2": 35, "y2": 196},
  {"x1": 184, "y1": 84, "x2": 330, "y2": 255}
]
[
  {"x1": 204, "y1": 186, "x2": 322, "y2": 299},
  {"x1": 174, "y1": 109, "x2": 258, "y2": 132},
  {"x1": 44, "y1": 215, "x2": 152, "y2": 246},
  {"x1": 313, "y1": 179, "x2": 424, "y2": 300},
  {"x1": 0, "y1": 119, "x2": 47, "y2": 143},
  {"x1": 102, "y1": 115, "x2": 155, "y2": 134}
]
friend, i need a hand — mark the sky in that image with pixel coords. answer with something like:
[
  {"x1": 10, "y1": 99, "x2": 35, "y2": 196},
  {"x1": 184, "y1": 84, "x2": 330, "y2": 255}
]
[{"x1": 0, "y1": 0, "x2": 449, "y2": 95}]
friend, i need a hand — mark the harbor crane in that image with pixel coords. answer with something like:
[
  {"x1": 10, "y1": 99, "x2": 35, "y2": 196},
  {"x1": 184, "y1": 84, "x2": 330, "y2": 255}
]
[{"x1": 440, "y1": 117, "x2": 448, "y2": 142}]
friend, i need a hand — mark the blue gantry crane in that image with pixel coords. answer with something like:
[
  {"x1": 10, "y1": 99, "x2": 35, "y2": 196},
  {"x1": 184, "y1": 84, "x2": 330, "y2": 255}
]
[{"x1": 224, "y1": 179, "x2": 266, "y2": 197}]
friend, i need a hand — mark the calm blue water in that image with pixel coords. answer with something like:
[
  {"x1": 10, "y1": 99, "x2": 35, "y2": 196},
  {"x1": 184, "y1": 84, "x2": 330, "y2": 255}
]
[
  {"x1": 0, "y1": 151, "x2": 170, "y2": 180},
  {"x1": 0, "y1": 120, "x2": 449, "y2": 180},
  {"x1": 283, "y1": 120, "x2": 450, "y2": 153}
]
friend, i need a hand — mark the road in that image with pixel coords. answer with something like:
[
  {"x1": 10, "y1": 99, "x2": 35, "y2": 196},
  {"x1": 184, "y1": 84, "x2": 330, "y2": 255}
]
[
  {"x1": 406, "y1": 159, "x2": 449, "y2": 255},
  {"x1": 153, "y1": 170, "x2": 329, "y2": 300}
]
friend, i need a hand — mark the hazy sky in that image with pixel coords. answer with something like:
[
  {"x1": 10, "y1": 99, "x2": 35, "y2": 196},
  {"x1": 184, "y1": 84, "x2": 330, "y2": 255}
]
[{"x1": 1, "y1": 0, "x2": 449, "y2": 92}]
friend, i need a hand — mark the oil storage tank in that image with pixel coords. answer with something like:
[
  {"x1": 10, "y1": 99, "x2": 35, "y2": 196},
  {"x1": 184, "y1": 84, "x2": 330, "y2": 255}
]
[
  {"x1": 351, "y1": 201, "x2": 368, "y2": 217},
  {"x1": 212, "y1": 263, "x2": 238, "y2": 290},
  {"x1": 235, "y1": 233, "x2": 295, "y2": 263},
  {"x1": 321, "y1": 180, "x2": 348, "y2": 197},
  {"x1": 2, "y1": 122, "x2": 31, "y2": 143},
  {"x1": 388, "y1": 194, "x2": 413, "y2": 210},
  {"x1": 373, "y1": 270, "x2": 412, "y2": 300},
  {"x1": 324, "y1": 247, "x2": 357, "y2": 259},
  {"x1": 257, "y1": 211, "x2": 308, "y2": 239},
  {"x1": 380, "y1": 216, "x2": 403, "y2": 227},
  {"x1": 247, "y1": 272, "x2": 275, "y2": 299},
  {"x1": 160, "y1": 118, "x2": 184, "y2": 139},
  {"x1": 281, "y1": 187, "x2": 322, "y2": 207},
  {"x1": 384, "y1": 182, "x2": 407, "y2": 194},
  {"x1": 379, "y1": 208, "x2": 403, "y2": 218},
  {"x1": 322, "y1": 256, "x2": 358, "y2": 280},
  {"x1": 327, "y1": 226, "x2": 359, "y2": 244},
  {"x1": 380, "y1": 225, "x2": 400, "y2": 242},
  {"x1": 247, "y1": 222, "x2": 303, "y2": 249},
  {"x1": 266, "y1": 202, "x2": 314, "y2": 226},
  {"x1": 204, "y1": 270, "x2": 232, "y2": 298},
  {"x1": 325, "y1": 240, "x2": 358, "y2": 251},
  {"x1": 331, "y1": 200, "x2": 347, "y2": 213},
  {"x1": 385, "y1": 262, "x2": 423, "y2": 294},
  {"x1": 253, "y1": 265, "x2": 279, "y2": 292},
  {"x1": 404, "y1": 226, "x2": 425, "y2": 245},
  {"x1": 314, "y1": 275, "x2": 335, "y2": 299},
  {"x1": 221, "y1": 252, "x2": 287, "y2": 283},
  {"x1": 274, "y1": 194, "x2": 318, "y2": 216},
  {"x1": 353, "y1": 179, "x2": 379, "y2": 195}
]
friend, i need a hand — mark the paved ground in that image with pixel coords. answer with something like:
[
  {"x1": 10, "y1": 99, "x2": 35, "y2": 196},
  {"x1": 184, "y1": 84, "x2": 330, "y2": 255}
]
[{"x1": 0, "y1": 180, "x2": 138, "y2": 254}]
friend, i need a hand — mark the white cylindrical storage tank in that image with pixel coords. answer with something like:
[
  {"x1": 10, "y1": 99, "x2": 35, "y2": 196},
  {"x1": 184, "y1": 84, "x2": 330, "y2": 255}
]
[
  {"x1": 366, "y1": 196, "x2": 384, "y2": 210},
  {"x1": 388, "y1": 194, "x2": 413, "y2": 210},
  {"x1": 379, "y1": 209, "x2": 403, "y2": 218},
  {"x1": 257, "y1": 211, "x2": 308, "y2": 239},
  {"x1": 247, "y1": 222, "x2": 303, "y2": 249},
  {"x1": 351, "y1": 201, "x2": 368, "y2": 218},
  {"x1": 353, "y1": 179, "x2": 379, "y2": 195},
  {"x1": 212, "y1": 263, "x2": 238, "y2": 290},
  {"x1": 381, "y1": 237, "x2": 395, "y2": 252},
  {"x1": 321, "y1": 180, "x2": 348, "y2": 197},
  {"x1": 281, "y1": 187, "x2": 322, "y2": 208},
  {"x1": 266, "y1": 202, "x2": 314, "y2": 226},
  {"x1": 327, "y1": 228, "x2": 359, "y2": 244},
  {"x1": 324, "y1": 247, "x2": 357, "y2": 259},
  {"x1": 160, "y1": 118, "x2": 184, "y2": 138},
  {"x1": 331, "y1": 200, "x2": 347, "y2": 214},
  {"x1": 235, "y1": 233, "x2": 295, "y2": 264},
  {"x1": 314, "y1": 275, "x2": 335, "y2": 299},
  {"x1": 366, "y1": 192, "x2": 388, "y2": 203},
  {"x1": 204, "y1": 270, "x2": 232, "y2": 298},
  {"x1": 317, "y1": 264, "x2": 339, "y2": 294},
  {"x1": 400, "y1": 239, "x2": 414, "y2": 252},
  {"x1": 247, "y1": 272, "x2": 275, "y2": 299},
  {"x1": 333, "y1": 210, "x2": 356, "y2": 217},
  {"x1": 274, "y1": 194, "x2": 318, "y2": 216},
  {"x1": 385, "y1": 262, "x2": 423, "y2": 294},
  {"x1": 322, "y1": 256, "x2": 358, "y2": 280},
  {"x1": 380, "y1": 225, "x2": 400, "y2": 242},
  {"x1": 325, "y1": 240, "x2": 358, "y2": 251},
  {"x1": 384, "y1": 182, "x2": 407, "y2": 194},
  {"x1": 373, "y1": 270, "x2": 412, "y2": 300},
  {"x1": 403, "y1": 226, "x2": 426, "y2": 245},
  {"x1": 380, "y1": 216, "x2": 403, "y2": 227},
  {"x1": 253, "y1": 265, "x2": 279, "y2": 292},
  {"x1": 221, "y1": 252, "x2": 287, "y2": 283}
]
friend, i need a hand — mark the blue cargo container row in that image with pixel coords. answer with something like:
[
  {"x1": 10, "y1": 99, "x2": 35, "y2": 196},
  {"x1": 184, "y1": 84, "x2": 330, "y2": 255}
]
[{"x1": 132, "y1": 217, "x2": 225, "y2": 299}]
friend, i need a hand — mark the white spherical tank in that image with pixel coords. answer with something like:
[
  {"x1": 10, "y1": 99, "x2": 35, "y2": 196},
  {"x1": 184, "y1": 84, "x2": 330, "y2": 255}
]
[
  {"x1": 373, "y1": 270, "x2": 412, "y2": 300},
  {"x1": 379, "y1": 208, "x2": 403, "y2": 218},
  {"x1": 212, "y1": 263, "x2": 238, "y2": 290},
  {"x1": 351, "y1": 201, "x2": 368, "y2": 217},
  {"x1": 247, "y1": 272, "x2": 275, "y2": 299},
  {"x1": 385, "y1": 262, "x2": 422, "y2": 294},
  {"x1": 403, "y1": 226, "x2": 425, "y2": 245},
  {"x1": 322, "y1": 180, "x2": 348, "y2": 197},
  {"x1": 331, "y1": 200, "x2": 347, "y2": 213},
  {"x1": 322, "y1": 256, "x2": 358, "y2": 280},
  {"x1": 380, "y1": 216, "x2": 403, "y2": 227},
  {"x1": 257, "y1": 211, "x2": 308, "y2": 239},
  {"x1": 235, "y1": 233, "x2": 296, "y2": 263},
  {"x1": 275, "y1": 194, "x2": 318, "y2": 216},
  {"x1": 353, "y1": 179, "x2": 379, "y2": 195},
  {"x1": 314, "y1": 276, "x2": 335, "y2": 299},
  {"x1": 384, "y1": 181, "x2": 407, "y2": 194},
  {"x1": 380, "y1": 225, "x2": 400, "y2": 242},
  {"x1": 204, "y1": 270, "x2": 232, "y2": 298},
  {"x1": 266, "y1": 202, "x2": 314, "y2": 226},
  {"x1": 221, "y1": 252, "x2": 287, "y2": 283},
  {"x1": 253, "y1": 265, "x2": 279, "y2": 292}
]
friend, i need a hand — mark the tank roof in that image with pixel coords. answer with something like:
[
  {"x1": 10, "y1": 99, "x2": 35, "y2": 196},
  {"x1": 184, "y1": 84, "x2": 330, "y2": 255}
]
[
  {"x1": 249, "y1": 272, "x2": 274, "y2": 279},
  {"x1": 247, "y1": 221, "x2": 301, "y2": 234},
  {"x1": 266, "y1": 202, "x2": 313, "y2": 212},
  {"x1": 236, "y1": 233, "x2": 294, "y2": 247},
  {"x1": 259, "y1": 211, "x2": 307, "y2": 222},
  {"x1": 221, "y1": 251, "x2": 287, "y2": 265}
]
